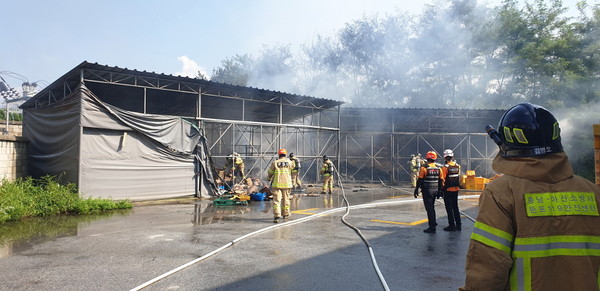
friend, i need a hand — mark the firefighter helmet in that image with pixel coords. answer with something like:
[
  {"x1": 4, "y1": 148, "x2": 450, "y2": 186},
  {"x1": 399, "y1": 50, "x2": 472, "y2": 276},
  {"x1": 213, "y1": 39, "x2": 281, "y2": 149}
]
[
  {"x1": 289, "y1": 153, "x2": 295, "y2": 158},
  {"x1": 443, "y1": 149, "x2": 454, "y2": 158},
  {"x1": 425, "y1": 151, "x2": 437, "y2": 160},
  {"x1": 278, "y1": 148, "x2": 287, "y2": 155},
  {"x1": 496, "y1": 103, "x2": 563, "y2": 157}
]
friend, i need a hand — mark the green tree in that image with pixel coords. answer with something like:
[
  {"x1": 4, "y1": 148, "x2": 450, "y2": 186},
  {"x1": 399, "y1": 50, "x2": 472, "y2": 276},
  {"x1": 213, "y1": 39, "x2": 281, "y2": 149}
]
[{"x1": 210, "y1": 54, "x2": 254, "y2": 86}]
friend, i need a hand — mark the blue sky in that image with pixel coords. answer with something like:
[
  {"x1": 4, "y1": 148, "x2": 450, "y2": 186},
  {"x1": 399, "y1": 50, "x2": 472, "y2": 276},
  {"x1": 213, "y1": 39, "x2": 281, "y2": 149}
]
[{"x1": 0, "y1": 0, "x2": 592, "y2": 92}]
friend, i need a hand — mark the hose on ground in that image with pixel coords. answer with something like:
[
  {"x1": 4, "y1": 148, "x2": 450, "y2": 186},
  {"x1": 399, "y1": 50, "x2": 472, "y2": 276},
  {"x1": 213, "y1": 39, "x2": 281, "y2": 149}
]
[{"x1": 336, "y1": 166, "x2": 390, "y2": 291}]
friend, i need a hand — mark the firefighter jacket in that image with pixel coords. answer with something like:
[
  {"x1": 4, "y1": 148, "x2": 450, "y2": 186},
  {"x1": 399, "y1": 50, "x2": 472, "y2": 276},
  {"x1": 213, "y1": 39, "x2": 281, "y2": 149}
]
[
  {"x1": 225, "y1": 154, "x2": 243, "y2": 167},
  {"x1": 410, "y1": 157, "x2": 420, "y2": 172},
  {"x1": 233, "y1": 154, "x2": 243, "y2": 166},
  {"x1": 442, "y1": 161, "x2": 460, "y2": 192},
  {"x1": 417, "y1": 162, "x2": 443, "y2": 192},
  {"x1": 268, "y1": 157, "x2": 293, "y2": 189},
  {"x1": 321, "y1": 159, "x2": 334, "y2": 176},
  {"x1": 290, "y1": 157, "x2": 300, "y2": 173},
  {"x1": 461, "y1": 152, "x2": 600, "y2": 291}
]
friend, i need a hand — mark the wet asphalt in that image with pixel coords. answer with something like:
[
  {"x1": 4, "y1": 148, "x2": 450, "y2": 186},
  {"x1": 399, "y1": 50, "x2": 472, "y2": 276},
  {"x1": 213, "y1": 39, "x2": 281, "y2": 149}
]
[{"x1": 0, "y1": 185, "x2": 481, "y2": 291}]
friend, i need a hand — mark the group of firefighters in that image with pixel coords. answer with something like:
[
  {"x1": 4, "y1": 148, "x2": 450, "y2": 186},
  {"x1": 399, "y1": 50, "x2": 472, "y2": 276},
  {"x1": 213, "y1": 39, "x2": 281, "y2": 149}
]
[
  {"x1": 411, "y1": 149, "x2": 462, "y2": 233},
  {"x1": 224, "y1": 151, "x2": 335, "y2": 223}
]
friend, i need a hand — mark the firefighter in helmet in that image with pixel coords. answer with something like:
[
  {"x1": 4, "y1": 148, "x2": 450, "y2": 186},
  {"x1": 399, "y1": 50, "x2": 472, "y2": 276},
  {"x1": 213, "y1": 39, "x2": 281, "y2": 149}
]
[
  {"x1": 441, "y1": 149, "x2": 461, "y2": 231},
  {"x1": 414, "y1": 151, "x2": 444, "y2": 233},
  {"x1": 225, "y1": 152, "x2": 245, "y2": 183},
  {"x1": 461, "y1": 103, "x2": 600, "y2": 290},
  {"x1": 408, "y1": 154, "x2": 420, "y2": 187},
  {"x1": 267, "y1": 148, "x2": 294, "y2": 223},
  {"x1": 289, "y1": 153, "x2": 303, "y2": 190},
  {"x1": 320, "y1": 155, "x2": 334, "y2": 194}
]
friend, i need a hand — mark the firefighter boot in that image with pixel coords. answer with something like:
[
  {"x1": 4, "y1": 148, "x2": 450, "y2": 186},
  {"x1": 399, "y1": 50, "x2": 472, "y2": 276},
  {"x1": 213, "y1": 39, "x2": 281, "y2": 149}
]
[{"x1": 423, "y1": 227, "x2": 436, "y2": 233}]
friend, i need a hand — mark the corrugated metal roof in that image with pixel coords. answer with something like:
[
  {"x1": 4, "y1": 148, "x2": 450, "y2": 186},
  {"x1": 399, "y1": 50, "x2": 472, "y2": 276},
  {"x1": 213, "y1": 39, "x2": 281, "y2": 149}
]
[{"x1": 22, "y1": 61, "x2": 344, "y2": 110}]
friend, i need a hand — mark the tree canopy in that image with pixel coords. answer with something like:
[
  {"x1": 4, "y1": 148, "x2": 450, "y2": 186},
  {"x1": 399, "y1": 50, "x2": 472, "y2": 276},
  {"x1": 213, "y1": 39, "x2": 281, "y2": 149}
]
[{"x1": 208, "y1": 0, "x2": 600, "y2": 111}]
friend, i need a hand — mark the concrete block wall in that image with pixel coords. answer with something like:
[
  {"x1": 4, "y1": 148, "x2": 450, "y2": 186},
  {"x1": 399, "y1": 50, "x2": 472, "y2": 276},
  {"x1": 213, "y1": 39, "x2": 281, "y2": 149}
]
[{"x1": 0, "y1": 136, "x2": 27, "y2": 181}]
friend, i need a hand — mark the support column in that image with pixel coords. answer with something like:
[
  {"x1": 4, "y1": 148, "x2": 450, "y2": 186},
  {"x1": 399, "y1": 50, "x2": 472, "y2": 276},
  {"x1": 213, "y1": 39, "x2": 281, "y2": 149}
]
[{"x1": 594, "y1": 124, "x2": 600, "y2": 186}]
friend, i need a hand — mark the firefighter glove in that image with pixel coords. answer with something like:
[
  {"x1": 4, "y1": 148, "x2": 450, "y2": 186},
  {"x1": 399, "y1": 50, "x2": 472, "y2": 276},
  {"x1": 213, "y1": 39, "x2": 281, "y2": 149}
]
[{"x1": 436, "y1": 190, "x2": 444, "y2": 199}]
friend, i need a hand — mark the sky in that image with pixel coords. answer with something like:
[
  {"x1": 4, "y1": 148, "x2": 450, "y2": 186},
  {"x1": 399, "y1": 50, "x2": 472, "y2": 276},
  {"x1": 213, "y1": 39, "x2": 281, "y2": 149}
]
[{"x1": 0, "y1": 0, "x2": 594, "y2": 93}]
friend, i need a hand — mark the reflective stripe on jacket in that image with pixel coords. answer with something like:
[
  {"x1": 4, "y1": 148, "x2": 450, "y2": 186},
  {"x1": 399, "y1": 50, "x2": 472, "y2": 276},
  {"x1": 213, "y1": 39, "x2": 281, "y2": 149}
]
[
  {"x1": 268, "y1": 157, "x2": 293, "y2": 189},
  {"x1": 418, "y1": 162, "x2": 441, "y2": 191},
  {"x1": 461, "y1": 152, "x2": 600, "y2": 291}
]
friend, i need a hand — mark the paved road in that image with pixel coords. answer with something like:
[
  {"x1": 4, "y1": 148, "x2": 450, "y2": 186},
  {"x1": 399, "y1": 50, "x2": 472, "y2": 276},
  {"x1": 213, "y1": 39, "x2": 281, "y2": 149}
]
[{"x1": 0, "y1": 186, "x2": 480, "y2": 291}]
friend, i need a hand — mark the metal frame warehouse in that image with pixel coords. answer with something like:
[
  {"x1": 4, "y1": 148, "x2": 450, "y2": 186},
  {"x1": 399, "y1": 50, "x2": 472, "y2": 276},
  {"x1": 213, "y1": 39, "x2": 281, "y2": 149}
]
[
  {"x1": 20, "y1": 61, "x2": 342, "y2": 200},
  {"x1": 334, "y1": 108, "x2": 504, "y2": 183}
]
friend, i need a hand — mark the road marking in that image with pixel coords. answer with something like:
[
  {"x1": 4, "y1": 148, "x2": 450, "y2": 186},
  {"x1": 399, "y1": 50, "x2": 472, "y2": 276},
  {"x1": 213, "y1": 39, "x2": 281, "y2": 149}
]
[
  {"x1": 371, "y1": 218, "x2": 428, "y2": 225},
  {"x1": 464, "y1": 197, "x2": 480, "y2": 201},
  {"x1": 292, "y1": 208, "x2": 319, "y2": 215}
]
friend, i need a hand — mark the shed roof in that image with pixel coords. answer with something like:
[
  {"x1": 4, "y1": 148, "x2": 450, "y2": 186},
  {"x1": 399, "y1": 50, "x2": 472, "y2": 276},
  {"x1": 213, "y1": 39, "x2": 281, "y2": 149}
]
[{"x1": 21, "y1": 61, "x2": 344, "y2": 123}]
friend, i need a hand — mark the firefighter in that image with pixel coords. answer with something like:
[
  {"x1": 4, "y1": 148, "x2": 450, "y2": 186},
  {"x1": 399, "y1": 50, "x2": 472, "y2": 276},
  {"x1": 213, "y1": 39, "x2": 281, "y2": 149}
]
[
  {"x1": 233, "y1": 152, "x2": 245, "y2": 180},
  {"x1": 441, "y1": 149, "x2": 461, "y2": 231},
  {"x1": 226, "y1": 152, "x2": 245, "y2": 183},
  {"x1": 408, "y1": 154, "x2": 420, "y2": 187},
  {"x1": 414, "y1": 151, "x2": 444, "y2": 233},
  {"x1": 289, "y1": 153, "x2": 303, "y2": 190},
  {"x1": 416, "y1": 153, "x2": 425, "y2": 168},
  {"x1": 461, "y1": 103, "x2": 600, "y2": 290},
  {"x1": 320, "y1": 155, "x2": 334, "y2": 194},
  {"x1": 267, "y1": 148, "x2": 294, "y2": 223}
]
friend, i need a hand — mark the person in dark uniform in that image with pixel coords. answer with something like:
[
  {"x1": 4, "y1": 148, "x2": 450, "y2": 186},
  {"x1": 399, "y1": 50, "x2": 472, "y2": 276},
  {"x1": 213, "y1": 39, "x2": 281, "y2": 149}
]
[
  {"x1": 414, "y1": 151, "x2": 444, "y2": 233},
  {"x1": 441, "y1": 149, "x2": 462, "y2": 231}
]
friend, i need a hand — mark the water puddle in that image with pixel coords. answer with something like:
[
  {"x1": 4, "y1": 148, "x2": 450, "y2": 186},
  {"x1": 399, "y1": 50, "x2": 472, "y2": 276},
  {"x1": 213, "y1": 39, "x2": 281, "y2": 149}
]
[{"x1": 0, "y1": 209, "x2": 131, "y2": 257}]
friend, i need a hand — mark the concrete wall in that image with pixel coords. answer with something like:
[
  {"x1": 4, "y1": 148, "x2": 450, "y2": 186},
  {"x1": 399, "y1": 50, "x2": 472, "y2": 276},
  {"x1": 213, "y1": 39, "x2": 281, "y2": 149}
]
[{"x1": 0, "y1": 130, "x2": 27, "y2": 181}]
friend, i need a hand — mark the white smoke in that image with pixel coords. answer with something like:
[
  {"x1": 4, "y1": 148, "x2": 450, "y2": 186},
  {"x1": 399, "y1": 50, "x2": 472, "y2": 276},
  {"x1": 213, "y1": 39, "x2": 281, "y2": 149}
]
[
  {"x1": 175, "y1": 56, "x2": 209, "y2": 79},
  {"x1": 556, "y1": 104, "x2": 600, "y2": 147}
]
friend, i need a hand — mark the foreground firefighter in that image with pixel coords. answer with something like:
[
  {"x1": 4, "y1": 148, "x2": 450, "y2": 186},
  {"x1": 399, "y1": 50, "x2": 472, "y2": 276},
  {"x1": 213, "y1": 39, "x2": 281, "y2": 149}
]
[
  {"x1": 461, "y1": 103, "x2": 600, "y2": 290},
  {"x1": 268, "y1": 149, "x2": 294, "y2": 223},
  {"x1": 414, "y1": 151, "x2": 444, "y2": 233}
]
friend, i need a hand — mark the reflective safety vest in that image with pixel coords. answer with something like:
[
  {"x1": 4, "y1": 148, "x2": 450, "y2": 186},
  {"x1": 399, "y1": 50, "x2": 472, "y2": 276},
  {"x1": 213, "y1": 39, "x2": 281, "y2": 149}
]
[
  {"x1": 423, "y1": 164, "x2": 441, "y2": 191},
  {"x1": 268, "y1": 157, "x2": 293, "y2": 189},
  {"x1": 444, "y1": 163, "x2": 460, "y2": 188}
]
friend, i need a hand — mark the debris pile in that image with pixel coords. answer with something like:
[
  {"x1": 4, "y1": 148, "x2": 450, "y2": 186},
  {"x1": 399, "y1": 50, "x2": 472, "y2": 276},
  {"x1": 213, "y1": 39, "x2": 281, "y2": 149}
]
[{"x1": 214, "y1": 177, "x2": 272, "y2": 206}]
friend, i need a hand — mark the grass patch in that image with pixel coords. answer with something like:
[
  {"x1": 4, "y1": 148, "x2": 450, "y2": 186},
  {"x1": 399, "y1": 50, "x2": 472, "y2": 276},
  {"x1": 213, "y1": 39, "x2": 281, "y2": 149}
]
[{"x1": 0, "y1": 176, "x2": 132, "y2": 223}]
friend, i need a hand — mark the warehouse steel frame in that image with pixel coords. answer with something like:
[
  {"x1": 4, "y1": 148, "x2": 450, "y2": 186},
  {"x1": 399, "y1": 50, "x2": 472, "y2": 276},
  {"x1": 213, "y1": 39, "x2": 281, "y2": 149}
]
[
  {"x1": 335, "y1": 108, "x2": 504, "y2": 184},
  {"x1": 24, "y1": 62, "x2": 343, "y2": 185}
]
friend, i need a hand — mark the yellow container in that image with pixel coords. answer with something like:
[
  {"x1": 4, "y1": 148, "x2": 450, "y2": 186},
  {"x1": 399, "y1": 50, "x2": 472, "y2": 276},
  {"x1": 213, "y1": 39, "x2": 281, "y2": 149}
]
[
  {"x1": 475, "y1": 177, "x2": 490, "y2": 191},
  {"x1": 465, "y1": 176, "x2": 476, "y2": 190},
  {"x1": 466, "y1": 170, "x2": 476, "y2": 177},
  {"x1": 459, "y1": 175, "x2": 467, "y2": 188}
]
